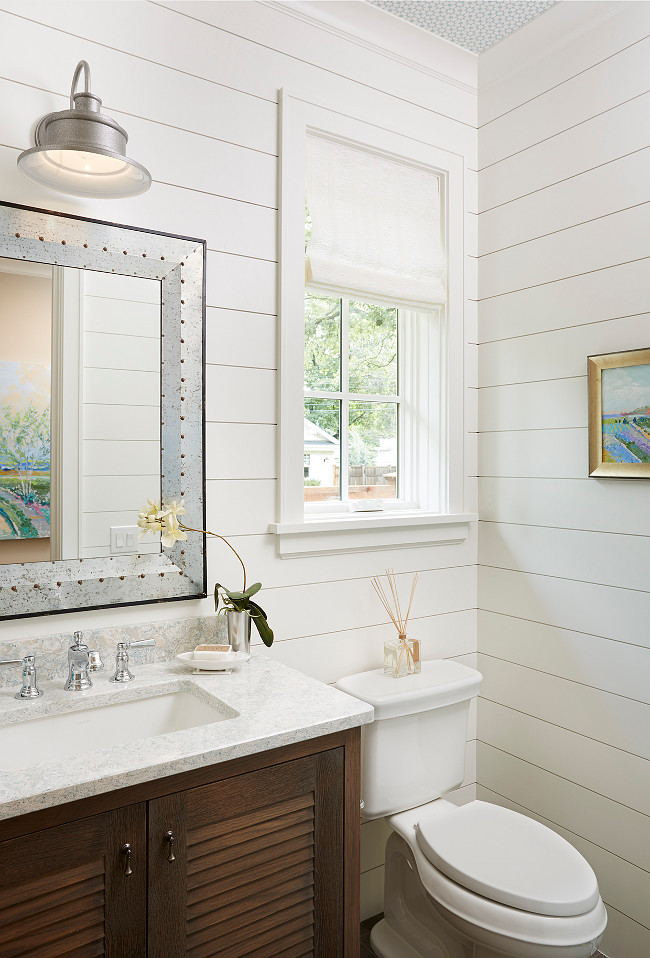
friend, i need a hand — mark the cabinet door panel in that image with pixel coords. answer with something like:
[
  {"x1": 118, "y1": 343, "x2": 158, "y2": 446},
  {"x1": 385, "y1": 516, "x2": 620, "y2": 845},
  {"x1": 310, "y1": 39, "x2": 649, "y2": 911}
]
[
  {"x1": 0, "y1": 804, "x2": 146, "y2": 958},
  {"x1": 149, "y1": 750, "x2": 344, "y2": 958}
]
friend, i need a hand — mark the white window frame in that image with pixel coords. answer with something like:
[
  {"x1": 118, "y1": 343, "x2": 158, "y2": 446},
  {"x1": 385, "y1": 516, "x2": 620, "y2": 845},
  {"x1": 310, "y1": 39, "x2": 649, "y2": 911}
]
[{"x1": 270, "y1": 90, "x2": 475, "y2": 558}]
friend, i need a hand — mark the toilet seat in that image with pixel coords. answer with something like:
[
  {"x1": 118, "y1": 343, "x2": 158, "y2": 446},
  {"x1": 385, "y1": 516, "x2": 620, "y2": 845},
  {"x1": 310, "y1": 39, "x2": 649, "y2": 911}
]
[
  {"x1": 388, "y1": 802, "x2": 608, "y2": 951},
  {"x1": 415, "y1": 800, "x2": 600, "y2": 917}
]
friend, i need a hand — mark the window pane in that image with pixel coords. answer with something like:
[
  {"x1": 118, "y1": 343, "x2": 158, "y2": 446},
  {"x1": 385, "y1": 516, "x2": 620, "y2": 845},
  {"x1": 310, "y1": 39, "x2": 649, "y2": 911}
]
[
  {"x1": 348, "y1": 401, "x2": 397, "y2": 500},
  {"x1": 348, "y1": 301, "x2": 397, "y2": 395},
  {"x1": 304, "y1": 293, "x2": 340, "y2": 392},
  {"x1": 304, "y1": 398, "x2": 340, "y2": 502}
]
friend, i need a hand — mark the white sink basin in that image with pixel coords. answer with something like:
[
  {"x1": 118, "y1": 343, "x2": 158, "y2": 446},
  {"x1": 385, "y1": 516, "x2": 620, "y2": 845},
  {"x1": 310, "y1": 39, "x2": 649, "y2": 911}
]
[{"x1": 0, "y1": 689, "x2": 235, "y2": 771}]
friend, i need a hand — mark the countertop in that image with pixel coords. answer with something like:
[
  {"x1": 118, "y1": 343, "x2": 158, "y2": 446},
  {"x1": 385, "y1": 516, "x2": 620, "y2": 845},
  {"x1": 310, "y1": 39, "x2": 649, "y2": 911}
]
[{"x1": 0, "y1": 653, "x2": 374, "y2": 821}]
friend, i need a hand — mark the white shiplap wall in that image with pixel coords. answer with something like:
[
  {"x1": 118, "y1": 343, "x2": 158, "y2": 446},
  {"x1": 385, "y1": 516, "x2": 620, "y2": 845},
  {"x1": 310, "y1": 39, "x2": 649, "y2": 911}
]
[
  {"x1": 0, "y1": 0, "x2": 478, "y2": 920},
  {"x1": 477, "y1": 4, "x2": 650, "y2": 956}
]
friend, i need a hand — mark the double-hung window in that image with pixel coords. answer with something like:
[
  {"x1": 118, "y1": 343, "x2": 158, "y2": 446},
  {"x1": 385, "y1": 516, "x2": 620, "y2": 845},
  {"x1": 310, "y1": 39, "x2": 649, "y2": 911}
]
[{"x1": 273, "y1": 93, "x2": 473, "y2": 557}]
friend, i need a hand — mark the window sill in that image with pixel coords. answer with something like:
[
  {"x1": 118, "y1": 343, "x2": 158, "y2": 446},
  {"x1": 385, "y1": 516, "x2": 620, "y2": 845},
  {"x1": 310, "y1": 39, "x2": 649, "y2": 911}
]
[{"x1": 268, "y1": 512, "x2": 477, "y2": 558}]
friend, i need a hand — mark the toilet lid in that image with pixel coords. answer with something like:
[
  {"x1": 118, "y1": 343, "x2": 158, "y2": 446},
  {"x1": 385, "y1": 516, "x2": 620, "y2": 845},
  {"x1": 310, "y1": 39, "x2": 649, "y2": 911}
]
[{"x1": 415, "y1": 801, "x2": 600, "y2": 917}]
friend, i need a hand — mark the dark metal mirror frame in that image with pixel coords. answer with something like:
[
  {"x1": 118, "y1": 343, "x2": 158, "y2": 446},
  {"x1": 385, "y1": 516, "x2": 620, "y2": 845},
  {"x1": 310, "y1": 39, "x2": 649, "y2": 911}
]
[{"x1": 0, "y1": 201, "x2": 206, "y2": 619}]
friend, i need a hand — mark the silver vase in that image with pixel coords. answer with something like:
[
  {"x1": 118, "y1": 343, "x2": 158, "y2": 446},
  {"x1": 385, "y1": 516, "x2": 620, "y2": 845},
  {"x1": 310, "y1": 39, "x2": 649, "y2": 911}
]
[{"x1": 226, "y1": 609, "x2": 251, "y2": 654}]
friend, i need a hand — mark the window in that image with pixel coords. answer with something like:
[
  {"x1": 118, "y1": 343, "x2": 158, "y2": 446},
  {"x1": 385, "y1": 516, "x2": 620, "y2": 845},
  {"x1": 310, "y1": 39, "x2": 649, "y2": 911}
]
[
  {"x1": 272, "y1": 92, "x2": 473, "y2": 556},
  {"x1": 304, "y1": 293, "x2": 399, "y2": 508}
]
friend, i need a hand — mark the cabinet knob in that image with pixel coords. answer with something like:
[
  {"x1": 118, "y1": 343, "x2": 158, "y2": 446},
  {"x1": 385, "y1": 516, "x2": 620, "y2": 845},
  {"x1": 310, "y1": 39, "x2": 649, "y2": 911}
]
[
  {"x1": 165, "y1": 830, "x2": 176, "y2": 863},
  {"x1": 121, "y1": 843, "x2": 133, "y2": 877}
]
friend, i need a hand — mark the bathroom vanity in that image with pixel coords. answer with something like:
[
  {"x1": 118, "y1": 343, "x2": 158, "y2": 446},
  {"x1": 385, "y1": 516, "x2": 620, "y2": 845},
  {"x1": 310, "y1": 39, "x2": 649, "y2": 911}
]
[{"x1": 0, "y1": 655, "x2": 373, "y2": 958}]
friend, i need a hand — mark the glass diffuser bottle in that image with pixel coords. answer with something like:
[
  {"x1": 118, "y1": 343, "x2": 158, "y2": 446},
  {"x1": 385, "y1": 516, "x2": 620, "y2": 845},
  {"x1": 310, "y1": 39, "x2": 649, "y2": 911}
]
[{"x1": 372, "y1": 570, "x2": 421, "y2": 678}]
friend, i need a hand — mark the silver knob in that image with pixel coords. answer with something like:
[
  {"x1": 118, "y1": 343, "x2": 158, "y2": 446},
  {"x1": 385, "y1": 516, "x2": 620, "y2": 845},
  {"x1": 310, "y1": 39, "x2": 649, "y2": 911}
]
[
  {"x1": 112, "y1": 639, "x2": 155, "y2": 683},
  {"x1": 0, "y1": 655, "x2": 44, "y2": 699}
]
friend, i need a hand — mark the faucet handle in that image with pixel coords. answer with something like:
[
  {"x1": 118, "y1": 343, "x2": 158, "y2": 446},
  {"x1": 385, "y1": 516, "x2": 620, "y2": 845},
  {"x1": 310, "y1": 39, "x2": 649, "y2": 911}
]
[
  {"x1": 71, "y1": 630, "x2": 87, "y2": 649},
  {"x1": 112, "y1": 638, "x2": 155, "y2": 683},
  {"x1": 0, "y1": 655, "x2": 44, "y2": 699}
]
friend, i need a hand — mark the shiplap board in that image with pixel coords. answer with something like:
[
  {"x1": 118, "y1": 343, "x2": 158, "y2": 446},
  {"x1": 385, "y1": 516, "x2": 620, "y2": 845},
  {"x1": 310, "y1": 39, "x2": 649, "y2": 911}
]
[
  {"x1": 480, "y1": 521, "x2": 650, "y2": 596},
  {"x1": 479, "y1": 476, "x2": 650, "y2": 536},
  {"x1": 83, "y1": 404, "x2": 161, "y2": 443},
  {"x1": 479, "y1": 698, "x2": 650, "y2": 815},
  {"x1": 206, "y1": 250, "x2": 277, "y2": 315},
  {"x1": 599, "y1": 906, "x2": 650, "y2": 958},
  {"x1": 82, "y1": 512, "x2": 161, "y2": 552},
  {"x1": 83, "y1": 368, "x2": 159, "y2": 407},
  {"x1": 83, "y1": 297, "x2": 160, "y2": 338},
  {"x1": 478, "y1": 428, "x2": 587, "y2": 479},
  {"x1": 205, "y1": 422, "x2": 276, "y2": 479},
  {"x1": 478, "y1": 1, "x2": 649, "y2": 124},
  {"x1": 477, "y1": 742, "x2": 650, "y2": 872},
  {"x1": 84, "y1": 331, "x2": 160, "y2": 373},
  {"x1": 205, "y1": 308, "x2": 277, "y2": 369},
  {"x1": 479, "y1": 148, "x2": 650, "y2": 255},
  {"x1": 479, "y1": 609, "x2": 650, "y2": 705},
  {"x1": 479, "y1": 36, "x2": 650, "y2": 169},
  {"x1": 84, "y1": 272, "x2": 159, "y2": 302},
  {"x1": 205, "y1": 365, "x2": 276, "y2": 424},
  {"x1": 478, "y1": 257, "x2": 650, "y2": 343},
  {"x1": 360, "y1": 867, "x2": 384, "y2": 922},
  {"x1": 83, "y1": 440, "x2": 160, "y2": 478},
  {"x1": 479, "y1": 93, "x2": 650, "y2": 213},
  {"x1": 479, "y1": 565, "x2": 650, "y2": 651},
  {"x1": 479, "y1": 312, "x2": 650, "y2": 386},
  {"x1": 205, "y1": 479, "x2": 277, "y2": 537},
  {"x1": 477, "y1": 785, "x2": 650, "y2": 934},
  {"x1": 478, "y1": 377, "x2": 586, "y2": 432},
  {"x1": 477, "y1": 653, "x2": 650, "y2": 762},
  {"x1": 83, "y1": 475, "x2": 159, "y2": 514},
  {"x1": 478, "y1": 202, "x2": 650, "y2": 300}
]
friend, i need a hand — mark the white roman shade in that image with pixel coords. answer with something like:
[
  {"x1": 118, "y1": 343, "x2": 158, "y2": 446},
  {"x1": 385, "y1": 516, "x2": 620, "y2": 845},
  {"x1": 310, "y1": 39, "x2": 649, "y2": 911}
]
[{"x1": 305, "y1": 134, "x2": 445, "y2": 309}]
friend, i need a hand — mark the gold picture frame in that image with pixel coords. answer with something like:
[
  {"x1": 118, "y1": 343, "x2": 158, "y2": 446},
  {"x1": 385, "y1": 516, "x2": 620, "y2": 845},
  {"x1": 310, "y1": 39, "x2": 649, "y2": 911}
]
[{"x1": 588, "y1": 347, "x2": 650, "y2": 477}]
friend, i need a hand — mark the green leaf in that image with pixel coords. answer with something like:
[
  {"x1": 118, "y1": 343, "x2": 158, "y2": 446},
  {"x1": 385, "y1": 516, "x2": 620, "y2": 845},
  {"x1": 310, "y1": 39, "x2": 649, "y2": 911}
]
[
  {"x1": 243, "y1": 582, "x2": 262, "y2": 598},
  {"x1": 248, "y1": 600, "x2": 274, "y2": 647}
]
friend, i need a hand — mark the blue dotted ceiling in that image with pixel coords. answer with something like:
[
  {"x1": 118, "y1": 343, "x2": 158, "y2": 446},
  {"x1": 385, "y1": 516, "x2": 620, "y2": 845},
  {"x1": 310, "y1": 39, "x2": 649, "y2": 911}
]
[{"x1": 367, "y1": 1, "x2": 558, "y2": 54}]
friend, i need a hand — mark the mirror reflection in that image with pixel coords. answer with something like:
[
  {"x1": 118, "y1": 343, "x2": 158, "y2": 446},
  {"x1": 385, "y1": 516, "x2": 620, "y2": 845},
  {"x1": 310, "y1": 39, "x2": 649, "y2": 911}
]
[{"x1": 0, "y1": 256, "x2": 161, "y2": 565}]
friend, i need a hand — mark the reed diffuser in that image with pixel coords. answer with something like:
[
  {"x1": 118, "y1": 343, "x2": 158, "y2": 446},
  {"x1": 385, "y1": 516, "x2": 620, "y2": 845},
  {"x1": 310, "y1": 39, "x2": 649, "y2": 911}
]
[{"x1": 372, "y1": 570, "x2": 421, "y2": 678}]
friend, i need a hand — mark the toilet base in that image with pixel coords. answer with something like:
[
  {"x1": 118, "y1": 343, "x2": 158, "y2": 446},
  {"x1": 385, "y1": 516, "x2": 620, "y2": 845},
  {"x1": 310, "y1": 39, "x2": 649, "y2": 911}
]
[{"x1": 374, "y1": 832, "x2": 603, "y2": 958}]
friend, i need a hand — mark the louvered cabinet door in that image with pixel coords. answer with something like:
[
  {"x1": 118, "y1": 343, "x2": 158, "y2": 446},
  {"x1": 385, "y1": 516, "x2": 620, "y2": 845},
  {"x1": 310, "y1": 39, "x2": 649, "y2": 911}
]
[
  {"x1": 0, "y1": 803, "x2": 146, "y2": 958},
  {"x1": 148, "y1": 749, "x2": 345, "y2": 958}
]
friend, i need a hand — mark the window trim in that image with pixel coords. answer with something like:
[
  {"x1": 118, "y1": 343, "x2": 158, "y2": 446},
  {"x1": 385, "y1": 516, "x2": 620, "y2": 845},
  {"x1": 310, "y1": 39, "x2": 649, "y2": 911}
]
[{"x1": 274, "y1": 90, "x2": 474, "y2": 556}]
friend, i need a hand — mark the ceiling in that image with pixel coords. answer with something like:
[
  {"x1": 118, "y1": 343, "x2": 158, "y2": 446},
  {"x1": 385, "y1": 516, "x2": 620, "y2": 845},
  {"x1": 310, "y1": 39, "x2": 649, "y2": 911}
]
[{"x1": 366, "y1": 1, "x2": 558, "y2": 54}]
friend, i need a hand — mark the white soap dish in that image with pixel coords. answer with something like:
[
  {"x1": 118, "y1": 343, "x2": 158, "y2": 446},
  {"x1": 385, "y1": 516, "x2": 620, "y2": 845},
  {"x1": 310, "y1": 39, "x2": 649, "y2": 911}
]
[{"x1": 177, "y1": 651, "x2": 250, "y2": 672}]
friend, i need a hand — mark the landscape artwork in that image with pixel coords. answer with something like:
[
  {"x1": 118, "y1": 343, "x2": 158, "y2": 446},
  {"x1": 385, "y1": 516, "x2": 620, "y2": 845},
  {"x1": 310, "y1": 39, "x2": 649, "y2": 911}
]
[
  {"x1": 0, "y1": 361, "x2": 51, "y2": 539},
  {"x1": 588, "y1": 349, "x2": 650, "y2": 477}
]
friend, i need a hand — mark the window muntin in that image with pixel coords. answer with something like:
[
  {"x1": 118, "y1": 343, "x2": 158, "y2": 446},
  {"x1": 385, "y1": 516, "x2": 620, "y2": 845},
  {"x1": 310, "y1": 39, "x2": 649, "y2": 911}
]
[{"x1": 304, "y1": 292, "x2": 399, "y2": 506}]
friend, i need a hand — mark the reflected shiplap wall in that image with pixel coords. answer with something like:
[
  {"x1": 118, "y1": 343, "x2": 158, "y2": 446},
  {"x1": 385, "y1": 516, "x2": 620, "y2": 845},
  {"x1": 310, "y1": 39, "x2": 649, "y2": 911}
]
[
  {"x1": 0, "y1": 0, "x2": 478, "y2": 919},
  {"x1": 477, "y1": 4, "x2": 650, "y2": 956}
]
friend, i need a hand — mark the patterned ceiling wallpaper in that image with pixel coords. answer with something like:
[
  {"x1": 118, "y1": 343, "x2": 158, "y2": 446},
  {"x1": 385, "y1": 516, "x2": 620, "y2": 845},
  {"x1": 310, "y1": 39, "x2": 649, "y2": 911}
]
[{"x1": 367, "y1": 0, "x2": 558, "y2": 54}]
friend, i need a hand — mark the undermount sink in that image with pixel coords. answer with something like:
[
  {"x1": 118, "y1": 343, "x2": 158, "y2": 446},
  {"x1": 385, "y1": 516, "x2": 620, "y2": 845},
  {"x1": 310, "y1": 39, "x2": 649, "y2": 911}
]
[{"x1": 0, "y1": 689, "x2": 236, "y2": 772}]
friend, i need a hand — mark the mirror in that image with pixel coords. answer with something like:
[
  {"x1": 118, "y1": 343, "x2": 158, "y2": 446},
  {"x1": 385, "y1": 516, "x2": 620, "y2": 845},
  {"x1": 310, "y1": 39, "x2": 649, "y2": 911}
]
[{"x1": 0, "y1": 202, "x2": 206, "y2": 618}]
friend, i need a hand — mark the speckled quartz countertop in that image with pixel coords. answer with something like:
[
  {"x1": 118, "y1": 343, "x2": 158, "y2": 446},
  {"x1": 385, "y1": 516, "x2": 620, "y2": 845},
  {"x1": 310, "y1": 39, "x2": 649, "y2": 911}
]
[{"x1": 0, "y1": 653, "x2": 373, "y2": 821}]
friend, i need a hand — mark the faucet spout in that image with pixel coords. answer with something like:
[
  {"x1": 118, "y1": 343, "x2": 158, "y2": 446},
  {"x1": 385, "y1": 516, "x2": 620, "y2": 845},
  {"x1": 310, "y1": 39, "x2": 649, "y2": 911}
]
[{"x1": 64, "y1": 631, "x2": 92, "y2": 691}]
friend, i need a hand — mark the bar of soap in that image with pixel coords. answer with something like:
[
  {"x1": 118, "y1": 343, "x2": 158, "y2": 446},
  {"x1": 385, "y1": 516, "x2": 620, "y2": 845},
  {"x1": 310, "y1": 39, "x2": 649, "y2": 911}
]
[{"x1": 193, "y1": 644, "x2": 232, "y2": 659}]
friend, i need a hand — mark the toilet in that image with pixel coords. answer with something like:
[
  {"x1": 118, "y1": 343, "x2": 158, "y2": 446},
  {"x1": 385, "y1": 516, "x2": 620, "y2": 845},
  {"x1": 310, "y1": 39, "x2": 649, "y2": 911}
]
[{"x1": 335, "y1": 660, "x2": 607, "y2": 958}]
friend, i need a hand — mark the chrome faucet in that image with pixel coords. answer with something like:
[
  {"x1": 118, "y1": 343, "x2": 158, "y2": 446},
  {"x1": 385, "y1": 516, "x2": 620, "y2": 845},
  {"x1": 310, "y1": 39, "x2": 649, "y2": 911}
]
[
  {"x1": 112, "y1": 638, "x2": 155, "y2": 683},
  {"x1": 0, "y1": 655, "x2": 43, "y2": 699},
  {"x1": 64, "y1": 631, "x2": 104, "y2": 692}
]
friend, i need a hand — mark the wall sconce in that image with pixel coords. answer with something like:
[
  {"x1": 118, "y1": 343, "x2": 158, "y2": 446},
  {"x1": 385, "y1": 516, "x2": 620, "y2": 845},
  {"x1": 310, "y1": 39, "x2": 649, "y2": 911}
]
[{"x1": 17, "y1": 60, "x2": 151, "y2": 199}]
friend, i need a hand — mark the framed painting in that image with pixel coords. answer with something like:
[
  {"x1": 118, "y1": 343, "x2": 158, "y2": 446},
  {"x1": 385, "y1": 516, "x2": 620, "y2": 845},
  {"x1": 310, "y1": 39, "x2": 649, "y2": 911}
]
[{"x1": 588, "y1": 348, "x2": 650, "y2": 477}]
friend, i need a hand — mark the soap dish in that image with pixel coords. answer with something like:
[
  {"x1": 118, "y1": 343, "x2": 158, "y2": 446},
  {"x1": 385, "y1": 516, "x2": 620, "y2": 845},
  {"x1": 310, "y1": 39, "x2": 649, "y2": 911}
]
[{"x1": 176, "y1": 651, "x2": 250, "y2": 672}]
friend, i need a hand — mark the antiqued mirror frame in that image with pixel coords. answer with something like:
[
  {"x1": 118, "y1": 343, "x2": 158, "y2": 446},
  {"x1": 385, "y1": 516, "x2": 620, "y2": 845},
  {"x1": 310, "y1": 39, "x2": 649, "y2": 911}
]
[{"x1": 0, "y1": 201, "x2": 206, "y2": 618}]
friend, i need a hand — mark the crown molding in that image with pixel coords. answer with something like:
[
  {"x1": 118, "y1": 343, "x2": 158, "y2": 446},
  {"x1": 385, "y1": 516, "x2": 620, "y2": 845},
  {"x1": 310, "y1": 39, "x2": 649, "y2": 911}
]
[{"x1": 263, "y1": 1, "x2": 477, "y2": 94}]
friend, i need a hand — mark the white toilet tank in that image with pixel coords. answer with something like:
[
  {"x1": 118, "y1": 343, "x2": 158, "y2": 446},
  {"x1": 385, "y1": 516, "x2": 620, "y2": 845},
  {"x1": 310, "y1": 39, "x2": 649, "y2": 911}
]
[{"x1": 336, "y1": 660, "x2": 482, "y2": 819}]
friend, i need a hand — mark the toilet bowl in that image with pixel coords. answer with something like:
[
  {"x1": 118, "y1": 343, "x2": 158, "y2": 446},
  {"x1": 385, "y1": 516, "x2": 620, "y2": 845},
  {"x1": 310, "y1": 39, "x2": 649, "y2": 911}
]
[{"x1": 335, "y1": 661, "x2": 607, "y2": 958}]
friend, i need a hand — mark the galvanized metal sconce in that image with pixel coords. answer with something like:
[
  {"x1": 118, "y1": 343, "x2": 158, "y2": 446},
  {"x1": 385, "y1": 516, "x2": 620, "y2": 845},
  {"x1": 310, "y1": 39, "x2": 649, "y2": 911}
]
[{"x1": 17, "y1": 60, "x2": 151, "y2": 199}]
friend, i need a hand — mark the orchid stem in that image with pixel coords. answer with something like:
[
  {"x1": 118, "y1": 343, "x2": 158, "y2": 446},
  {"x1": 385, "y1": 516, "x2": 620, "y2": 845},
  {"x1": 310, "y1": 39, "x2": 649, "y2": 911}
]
[{"x1": 179, "y1": 523, "x2": 246, "y2": 591}]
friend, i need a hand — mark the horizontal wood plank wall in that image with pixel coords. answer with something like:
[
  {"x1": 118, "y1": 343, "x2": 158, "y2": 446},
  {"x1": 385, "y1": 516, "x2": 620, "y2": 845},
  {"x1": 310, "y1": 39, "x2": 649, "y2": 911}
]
[
  {"x1": 477, "y1": 5, "x2": 650, "y2": 956},
  {"x1": 0, "y1": 0, "x2": 478, "y2": 921}
]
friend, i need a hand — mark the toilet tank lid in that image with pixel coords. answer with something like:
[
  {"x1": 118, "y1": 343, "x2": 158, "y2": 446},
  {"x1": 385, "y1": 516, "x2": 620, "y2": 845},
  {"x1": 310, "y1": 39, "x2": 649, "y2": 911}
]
[{"x1": 334, "y1": 660, "x2": 482, "y2": 721}]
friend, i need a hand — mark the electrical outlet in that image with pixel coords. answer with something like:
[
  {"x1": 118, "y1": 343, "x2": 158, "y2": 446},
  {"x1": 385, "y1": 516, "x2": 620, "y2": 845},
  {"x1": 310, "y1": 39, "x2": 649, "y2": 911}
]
[{"x1": 110, "y1": 525, "x2": 141, "y2": 555}]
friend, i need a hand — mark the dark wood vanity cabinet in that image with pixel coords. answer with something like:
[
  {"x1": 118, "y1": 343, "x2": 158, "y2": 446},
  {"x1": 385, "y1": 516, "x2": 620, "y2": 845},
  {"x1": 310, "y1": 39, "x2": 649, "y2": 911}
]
[{"x1": 0, "y1": 729, "x2": 360, "y2": 958}]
